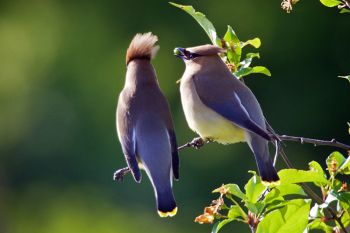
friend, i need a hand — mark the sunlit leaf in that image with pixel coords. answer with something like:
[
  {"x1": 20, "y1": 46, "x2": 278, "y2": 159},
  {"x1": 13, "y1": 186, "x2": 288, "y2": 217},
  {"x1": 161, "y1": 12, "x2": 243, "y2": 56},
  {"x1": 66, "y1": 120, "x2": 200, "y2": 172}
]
[
  {"x1": 278, "y1": 168, "x2": 329, "y2": 186},
  {"x1": 223, "y1": 25, "x2": 240, "y2": 44},
  {"x1": 170, "y1": 2, "x2": 221, "y2": 46},
  {"x1": 211, "y1": 219, "x2": 233, "y2": 233},
  {"x1": 244, "y1": 172, "x2": 265, "y2": 203},
  {"x1": 257, "y1": 199, "x2": 311, "y2": 233},
  {"x1": 309, "y1": 161, "x2": 327, "y2": 186},
  {"x1": 245, "y1": 201, "x2": 265, "y2": 215},
  {"x1": 264, "y1": 184, "x2": 306, "y2": 204},
  {"x1": 305, "y1": 219, "x2": 333, "y2": 233},
  {"x1": 242, "y1": 38, "x2": 261, "y2": 48},
  {"x1": 319, "y1": 0, "x2": 342, "y2": 7},
  {"x1": 340, "y1": 210, "x2": 350, "y2": 228},
  {"x1": 339, "y1": 156, "x2": 350, "y2": 174},
  {"x1": 223, "y1": 25, "x2": 241, "y2": 65},
  {"x1": 309, "y1": 161, "x2": 326, "y2": 178},
  {"x1": 227, "y1": 205, "x2": 244, "y2": 219},
  {"x1": 235, "y1": 67, "x2": 253, "y2": 78},
  {"x1": 251, "y1": 66, "x2": 271, "y2": 76},
  {"x1": 239, "y1": 53, "x2": 260, "y2": 69},
  {"x1": 339, "y1": 75, "x2": 350, "y2": 83},
  {"x1": 235, "y1": 66, "x2": 271, "y2": 78},
  {"x1": 326, "y1": 151, "x2": 346, "y2": 175}
]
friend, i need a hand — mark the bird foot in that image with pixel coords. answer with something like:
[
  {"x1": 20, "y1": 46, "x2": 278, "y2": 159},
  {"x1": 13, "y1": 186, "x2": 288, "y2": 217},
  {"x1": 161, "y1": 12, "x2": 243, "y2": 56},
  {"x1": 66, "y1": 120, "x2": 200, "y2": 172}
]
[
  {"x1": 113, "y1": 167, "x2": 130, "y2": 182},
  {"x1": 189, "y1": 137, "x2": 209, "y2": 149}
]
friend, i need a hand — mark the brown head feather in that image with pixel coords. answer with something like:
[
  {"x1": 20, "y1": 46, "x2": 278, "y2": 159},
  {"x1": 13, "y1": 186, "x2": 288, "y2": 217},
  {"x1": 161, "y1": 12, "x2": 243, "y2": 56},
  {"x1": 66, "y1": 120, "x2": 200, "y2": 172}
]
[
  {"x1": 186, "y1": 44, "x2": 226, "y2": 56},
  {"x1": 126, "y1": 32, "x2": 159, "y2": 65}
]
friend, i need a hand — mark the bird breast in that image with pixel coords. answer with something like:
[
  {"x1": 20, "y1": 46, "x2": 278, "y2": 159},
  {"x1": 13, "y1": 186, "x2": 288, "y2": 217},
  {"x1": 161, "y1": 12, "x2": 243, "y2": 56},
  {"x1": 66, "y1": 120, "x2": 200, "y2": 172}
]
[{"x1": 180, "y1": 76, "x2": 246, "y2": 144}]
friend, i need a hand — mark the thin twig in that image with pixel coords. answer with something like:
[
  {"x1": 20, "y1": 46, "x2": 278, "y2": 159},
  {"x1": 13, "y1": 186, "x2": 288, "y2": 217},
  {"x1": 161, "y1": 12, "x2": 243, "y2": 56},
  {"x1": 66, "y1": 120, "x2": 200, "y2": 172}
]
[
  {"x1": 278, "y1": 135, "x2": 350, "y2": 151},
  {"x1": 177, "y1": 135, "x2": 350, "y2": 152}
]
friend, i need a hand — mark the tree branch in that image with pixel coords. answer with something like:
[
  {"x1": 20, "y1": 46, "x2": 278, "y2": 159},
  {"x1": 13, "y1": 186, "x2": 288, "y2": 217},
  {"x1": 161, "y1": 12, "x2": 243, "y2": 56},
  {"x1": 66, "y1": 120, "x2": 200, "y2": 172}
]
[
  {"x1": 278, "y1": 135, "x2": 350, "y2": 151},
  {"x1": 177, "y1": 135, "x2": 350, "y2": 151}
]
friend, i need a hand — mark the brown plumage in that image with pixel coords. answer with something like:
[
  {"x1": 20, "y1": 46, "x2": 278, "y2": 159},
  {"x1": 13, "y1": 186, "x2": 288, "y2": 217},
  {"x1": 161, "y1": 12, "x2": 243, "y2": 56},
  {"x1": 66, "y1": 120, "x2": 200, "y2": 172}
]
[
  {"x1": 117, "y1": 32, "x2": 179, "y2": 217},
  {"x1": 174, "y1": 45, "x2": 279, "y2": 184},
  {"x1": 125, "y1": 32, "x2": 160, "y2": 65}
]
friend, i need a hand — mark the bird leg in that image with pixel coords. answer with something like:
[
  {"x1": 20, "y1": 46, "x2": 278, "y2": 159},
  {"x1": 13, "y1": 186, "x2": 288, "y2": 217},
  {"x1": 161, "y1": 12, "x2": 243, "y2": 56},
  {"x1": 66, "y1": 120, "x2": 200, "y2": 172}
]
[
  {"x1": 190, "y1": 137, "x2": 212, "y2": 149},
  {"x1": 113, "y1": 167, "x2": 130, "y2": 182}
]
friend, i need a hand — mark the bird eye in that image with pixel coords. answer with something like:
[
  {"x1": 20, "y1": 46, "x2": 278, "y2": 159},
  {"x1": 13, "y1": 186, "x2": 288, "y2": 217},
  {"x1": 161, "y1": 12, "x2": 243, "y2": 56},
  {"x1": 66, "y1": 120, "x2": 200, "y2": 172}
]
[{"x1": 183, "y1": 50, "x2": 199, "y2": 60}]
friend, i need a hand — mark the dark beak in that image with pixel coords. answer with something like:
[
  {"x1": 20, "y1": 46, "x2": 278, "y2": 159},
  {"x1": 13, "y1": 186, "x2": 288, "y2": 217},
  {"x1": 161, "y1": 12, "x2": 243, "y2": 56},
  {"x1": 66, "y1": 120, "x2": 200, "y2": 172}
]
[{"x1": 174, "y1": 47, "x2": 185, "y2": 59}]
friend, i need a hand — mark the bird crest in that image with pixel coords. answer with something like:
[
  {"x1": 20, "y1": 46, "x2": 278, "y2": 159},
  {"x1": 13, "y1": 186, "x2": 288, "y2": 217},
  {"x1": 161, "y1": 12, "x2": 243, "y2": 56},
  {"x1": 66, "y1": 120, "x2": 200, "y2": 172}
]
[{"x1": 126, "y1": 32, "x2": 159, "y2": 65}]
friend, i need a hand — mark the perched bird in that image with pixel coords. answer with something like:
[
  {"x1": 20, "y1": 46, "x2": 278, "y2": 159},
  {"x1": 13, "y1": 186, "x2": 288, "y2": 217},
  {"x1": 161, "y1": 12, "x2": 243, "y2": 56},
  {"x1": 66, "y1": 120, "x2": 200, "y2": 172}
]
[
  {"x1": 114, "y1": 32, "x2": 179, "y2": 217},
  {"x1": 174, "y1": 45, "x2": 279, "y2": 185}
]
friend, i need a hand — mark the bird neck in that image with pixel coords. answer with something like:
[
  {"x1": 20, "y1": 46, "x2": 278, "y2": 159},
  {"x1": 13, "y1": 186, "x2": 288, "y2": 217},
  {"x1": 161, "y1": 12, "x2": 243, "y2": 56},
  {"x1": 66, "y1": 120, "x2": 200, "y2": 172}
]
[{"x1": 125, "y1": 59, "x2": 158, "y2": 87}]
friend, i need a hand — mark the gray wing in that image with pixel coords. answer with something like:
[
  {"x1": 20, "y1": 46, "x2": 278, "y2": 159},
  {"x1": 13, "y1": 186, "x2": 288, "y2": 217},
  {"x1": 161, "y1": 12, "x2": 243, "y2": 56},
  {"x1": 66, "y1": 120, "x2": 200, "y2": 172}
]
[
  {"x1": 193, "y1": 76, "x2": 272, "y2": 141},
  {"x1": 116, "y1": 93, "x2": 142, "y2": 182},
  {"x1": 167, "y1": 128, "x2": 179, "y2": 180}
]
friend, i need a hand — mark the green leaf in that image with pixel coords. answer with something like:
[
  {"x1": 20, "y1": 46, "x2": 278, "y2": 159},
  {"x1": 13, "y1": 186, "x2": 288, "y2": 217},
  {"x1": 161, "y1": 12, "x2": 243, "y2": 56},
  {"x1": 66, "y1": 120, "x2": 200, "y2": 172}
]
[
  {"x1": 251, "y1": 66, "x2": 271, "y2": 76},
  {"x1": 339, "y1": 156, "x2": 350, "y2": 174},
  {"x1": 170, "y1": 2, "x2": 221, "y2": 46},
  {"x1": 340, "y1": 8, "x2": 350, "y2": 13},
  {"x1": 339, "y1": 75, "x2": 350, "y2": 83},
  {"x1": 245, "y1": 53, "x2": 260, "y2": 59},
  {"x1": 244, "y1": 172, "x2": 265, "y2": 203},
  {"x1": 242, "y1": 38, "x2": 261, "y2": 48},
  {"x1": 330, "y1": 191, "x2": 350, "y2": 211},
  {"x1": 223, "y1": 25, "x2": 240, "y2": 44},
  {"x1": 306, "y1": 219, "x2": 333, "y2": 233},
  {"x1": 319, "y1": 0, "x2": 342, "y2": 7},
  {"x1": 309, "y1": 161, "x2": 327, "y2": 186},
  {"x1": 227, "y1": 205, "x2": 244, "y2": 219},
  {"x1": 264, "y1": 184, "x2": 306, "y2": 204},
  {"x1": 235, "y1": 66, "x2": 271, "y2": 78},
  {"x1": 278, "y1": 168, "x2": 329, "y2": 186},
  {"x1": 223, "y1": 25, "x2": 241, "y2": 65},
  {"x1": 326, "y1": 151, "x2": 346, "y2": 175},
  {"x1": 245, "y1": 201, "x2": 265, "y2": 215},
  {"x1": 257, "y1": 199, "x2": 311, "y2": 233},
  {"x1": 235, "y1": 67, "x2": 253, "y2": 78},
  {"x1": 239, "y1": 53, "x2": 260, "y2": 69},
  {"x1": 211, "y1": 219, "x2": 233, "y2": 233},
  {"x1": 309, "y1": 161, "x2": 326, "y2": 178},
  {"x1": 213, "y1": 184, "x2": 246, "y2": 200},
  {"x1": 340, "y1": 210, "x2": 350, "y2": 228}
]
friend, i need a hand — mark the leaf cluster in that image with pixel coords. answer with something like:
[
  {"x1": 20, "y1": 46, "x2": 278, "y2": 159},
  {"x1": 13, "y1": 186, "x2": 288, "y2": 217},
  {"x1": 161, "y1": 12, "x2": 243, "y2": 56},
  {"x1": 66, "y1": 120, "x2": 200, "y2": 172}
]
[
  {"x1": 197, "y1": 152, "x2": 350, "y2": 233},
  {"x1": 170, "y1": 2, "x2": 271, "y2": 79}
]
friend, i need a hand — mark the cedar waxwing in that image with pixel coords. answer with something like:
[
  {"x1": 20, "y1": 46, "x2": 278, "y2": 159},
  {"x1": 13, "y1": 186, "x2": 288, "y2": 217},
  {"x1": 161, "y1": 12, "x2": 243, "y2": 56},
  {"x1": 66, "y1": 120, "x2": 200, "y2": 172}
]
[
  {"x1": 174, "y1": 45, "x2": 279, "y2": 185},
  {"x1": 114, "y1": 32, "x2": 179, "y2": 217}
]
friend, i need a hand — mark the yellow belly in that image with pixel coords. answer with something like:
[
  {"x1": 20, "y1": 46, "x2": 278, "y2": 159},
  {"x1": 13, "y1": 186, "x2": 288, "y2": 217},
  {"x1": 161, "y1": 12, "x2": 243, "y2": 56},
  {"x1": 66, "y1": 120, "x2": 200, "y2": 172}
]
[{"x1": 180, "y1": 78, "x2": 246, "y2": 144}]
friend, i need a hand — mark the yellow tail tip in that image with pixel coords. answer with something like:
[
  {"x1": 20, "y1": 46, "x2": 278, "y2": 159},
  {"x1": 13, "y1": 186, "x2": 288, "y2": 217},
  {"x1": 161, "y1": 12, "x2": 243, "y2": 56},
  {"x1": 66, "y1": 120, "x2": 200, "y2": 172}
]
[
  {"x1": 158, "y1": 207, "x2": 178, "y2": 217},
  {"x1": 261, "y1": 179, "x2": 281, "y2": 187}
]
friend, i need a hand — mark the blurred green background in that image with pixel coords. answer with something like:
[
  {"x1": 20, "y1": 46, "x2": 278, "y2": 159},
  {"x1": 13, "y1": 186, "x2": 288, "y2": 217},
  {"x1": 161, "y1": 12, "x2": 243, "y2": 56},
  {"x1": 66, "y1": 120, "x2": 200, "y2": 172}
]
[{"x1": 0, "y1": 0, "x2": 349, "y2": 232}]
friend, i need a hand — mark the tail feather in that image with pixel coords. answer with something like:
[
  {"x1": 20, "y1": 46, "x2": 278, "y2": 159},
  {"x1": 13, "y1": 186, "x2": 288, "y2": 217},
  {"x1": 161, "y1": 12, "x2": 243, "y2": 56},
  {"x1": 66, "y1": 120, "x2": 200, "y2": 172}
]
[
  {"x1": 126, "y1": 32, "x2": 159, "y2": 65},
  {"x1": 255, "y1": 156, "x2": 280, "y2": 185},
  {"x1": 156, "y1": 187, "x2": 177, "y2": 217},
  {"x1": 247, "y1": 133, "x2": 280, "y2": 185}
]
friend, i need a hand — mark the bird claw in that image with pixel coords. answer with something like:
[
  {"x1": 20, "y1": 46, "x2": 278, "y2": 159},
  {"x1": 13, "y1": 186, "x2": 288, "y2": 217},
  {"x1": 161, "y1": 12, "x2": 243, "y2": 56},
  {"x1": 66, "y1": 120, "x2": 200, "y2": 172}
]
[
  {"x1": 113, "y1": 167, "x2": 130, "y2": 182},
  {"x1": 190, "y1": 137, "x2": 210, "y2": 149}
]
